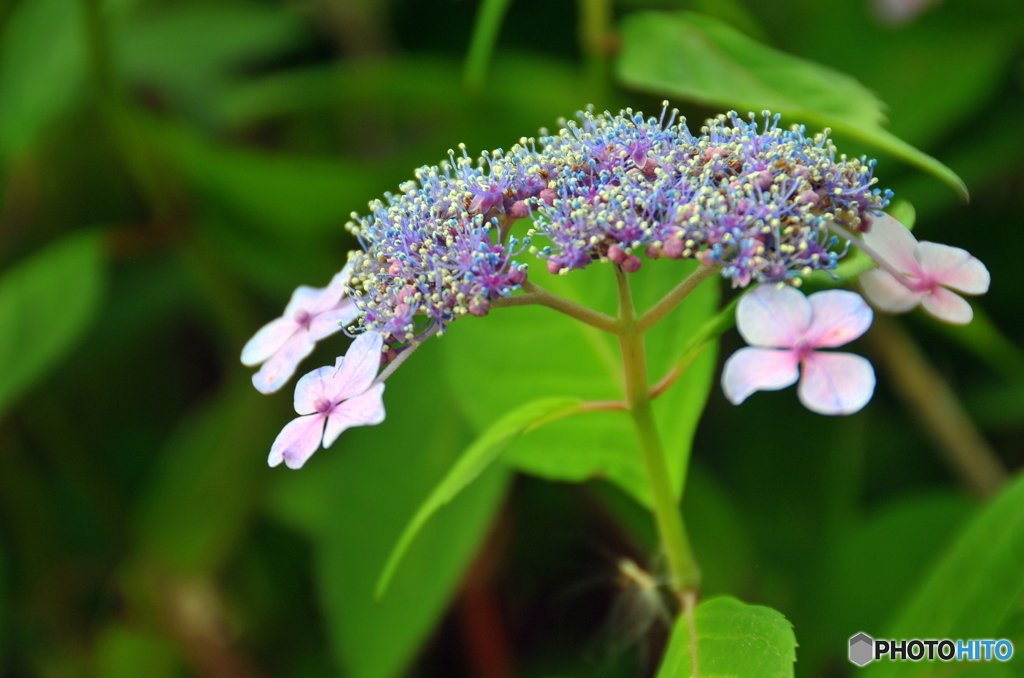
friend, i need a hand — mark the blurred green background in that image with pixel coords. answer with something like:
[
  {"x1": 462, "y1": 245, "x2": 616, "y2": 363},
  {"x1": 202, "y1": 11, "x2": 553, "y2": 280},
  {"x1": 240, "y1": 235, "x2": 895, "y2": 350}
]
[{"x1": 0, "y1": 0, "x2": 1022, "y2": 676}]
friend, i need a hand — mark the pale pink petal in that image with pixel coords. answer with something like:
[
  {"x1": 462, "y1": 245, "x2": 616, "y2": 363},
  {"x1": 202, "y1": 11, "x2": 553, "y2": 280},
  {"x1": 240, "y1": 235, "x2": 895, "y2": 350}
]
[
  {"x1": 308, "y1": 298, "x2": 359, "y2": 342},
  {"x1": 921, "y1": 286, "x2": 974, "y2": 325},
  {"x1": 798, "y1": 352, "x2": 875, "y2": 415},
  {"x1": 721, "y1": 347, "x2": 801, "y2": 405},
  {"x1": 282, "y1": 285, "x2": 328, "y2": 318},
  {"x1": 240, "y1": 317, "x2": 297, "y2": 366},
  {"x1": 859, "y1": 269, "x2": 923, "y2": 313},
  {"x1": 323, "y1": 383, "x2": 386, "y2": 447},
  {"x1": 268, "y1": 414, "x2": 326, "y2": 469},
  {"x1": 915, "y1": 242, "x2": 990, "y2": 295},
  {"x1": 861, "y1": 213, "x2": 921, "y2": 275},
  {"x1": 736, "y1": 285, "x2": 812, "y2": 348},
  {"x1": 292, "y1": 357, "x2": 344, "y2": 414},
  {"x1": 252, "y1": 332, "x2": 315, "y2": 394},
  {"x1": 329, "y1": 332, "x2": 384, "y2": 401},
  {"x1": 308, "y1": 265, "x2": 353, "y2": 315},
  {"x1": 805, "y1": 290, "x2": 873, "y2": 348}
]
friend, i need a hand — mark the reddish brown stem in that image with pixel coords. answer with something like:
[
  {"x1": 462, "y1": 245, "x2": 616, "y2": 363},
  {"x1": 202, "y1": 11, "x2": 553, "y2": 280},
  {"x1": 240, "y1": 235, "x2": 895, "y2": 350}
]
[{"x1": 579, "y1": 399, "x2": 627, "y2": 412}]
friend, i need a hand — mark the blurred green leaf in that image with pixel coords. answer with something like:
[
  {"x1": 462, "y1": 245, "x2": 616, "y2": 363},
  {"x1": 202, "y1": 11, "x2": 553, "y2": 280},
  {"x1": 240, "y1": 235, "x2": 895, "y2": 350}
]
[
  {"x1": 463, "y1": 0, "x2": 515, "y2": 89},
  {"x1": 270, "y1": 341, "x2": 510, "y2": 678},
  {"x1": 0, "y1": 231, "x2": 105, "y2": 417},
  {"x1": 864, "y1": 472, "x2": 1024, "y2": 678},
  {"x1": 616, "y1": 11, "x2": 967, "y2": 200},
  {"x1": 115, "y1": 3, "x2": 306, "y2": 119},
  {"x1": 0, "y1": 541, "x2": 6, "y2": 668},
  {"x1": 0, "y1": 0, "x2": 85, "y2": 160},
  {"x1": 377, "y1": 396, "x2": 581, "y2": 598},
  {"x1": 921, "y1": 307, "x2": 1024, "y2": 383},
  {"x1": 214, "y1": 54, "x2": 590, "y2": 137},
  {"x1": 443, "y1": 259, "x2": 719, "y2": 506},
  {"x1": 893, "y1": 93, "x2": 1024, "y2": 224},
  {"x1": 966, "y1": 382, "x2": 1024, "y2": 431},
  {"x1": 685, "y1": 465, "x2": 756, "y2": 598},
  {"x1": 821, "y1": 493, "x2": 972, "y2": 658},
  {"x1": 788, "y1": 2, "x2": 1019, "y2": 152},
  {"x1": 94, "y1": 625, "x2": 182, "y2": 678},
  {"x1": 134, "y1": 380, "x2": 279, "y2": 576},
  {"x1": 202, "y1": 214, "x2": 342, "y2": 300},
  {"x1": 657, "y1": 596, "x2": 796, "y2": 678},
  {"x1": 689, "y1": 0, "x2": 767, "y2": 41},
  {"x1": 148, "y1": 119, "x2": 378, "y2": 236}
]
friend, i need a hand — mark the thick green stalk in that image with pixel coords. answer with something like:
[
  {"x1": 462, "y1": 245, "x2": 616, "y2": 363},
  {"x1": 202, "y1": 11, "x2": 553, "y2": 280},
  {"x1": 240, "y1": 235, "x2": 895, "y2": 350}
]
[{"x1": 614, "y1": 267, "x2": 701, "y2": 593}]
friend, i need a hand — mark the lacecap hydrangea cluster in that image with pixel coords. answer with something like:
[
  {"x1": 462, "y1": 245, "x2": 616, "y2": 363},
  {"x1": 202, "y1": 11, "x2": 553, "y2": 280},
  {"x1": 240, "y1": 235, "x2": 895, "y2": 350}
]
[{"x1": 345, "y1": 107, "x2": 891, "y2": 342}]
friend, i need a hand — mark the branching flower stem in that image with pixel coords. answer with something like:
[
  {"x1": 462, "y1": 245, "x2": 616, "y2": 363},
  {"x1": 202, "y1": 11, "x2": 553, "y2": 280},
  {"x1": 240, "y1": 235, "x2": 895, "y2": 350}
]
[
  {"x1": 827, "y1": 221, "x2": 918, "y2": 293},
  {"x1": 491, "y1": 280, "x2": 619, "y2": 334},
  {"x1": 638, "y1": 264, "x2": 721, "y2": 333},
  {"x1": 650, "y1": 294, "x2": 741, "y2": 400},
  {"x1": 374, "y1": 325, "x2": 439, "y2": 385},
  {"x1": 614, "y1": 265, "x2": 701, "y2": 595}
]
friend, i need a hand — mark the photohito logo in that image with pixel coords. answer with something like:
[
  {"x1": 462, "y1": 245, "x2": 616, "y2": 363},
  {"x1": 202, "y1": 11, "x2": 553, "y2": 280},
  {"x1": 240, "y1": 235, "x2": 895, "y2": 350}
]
[{"x1": 849, "y1": 633, "x2": 1014, "y2": 667}]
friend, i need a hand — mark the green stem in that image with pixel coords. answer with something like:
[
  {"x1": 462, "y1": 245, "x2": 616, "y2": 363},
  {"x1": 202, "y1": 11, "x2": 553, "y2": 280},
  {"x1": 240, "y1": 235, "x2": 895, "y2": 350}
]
[
  {"x1": 637, "y1": 264, "x2": 720, "y2": 333},
  {"x1": 463, "y1": 0, "x2": 515, "y2": 90},
  {"x1": 491, "y1": 280, "x2": 619, "y2": 334},
  {"x1": 614, "y1": 267, "x2": 701, "y2": 593}
]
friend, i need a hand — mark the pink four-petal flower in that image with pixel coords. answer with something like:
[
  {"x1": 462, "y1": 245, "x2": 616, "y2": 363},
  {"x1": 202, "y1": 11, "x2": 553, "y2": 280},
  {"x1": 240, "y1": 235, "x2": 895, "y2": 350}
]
[
  {"x1": 722, "y1": 285, "x2": 876, "y2": 415},
  {"x1": 241, "y1": 266, "x2": 359, "y2": 394},
  {"x1": 858, "y1": 214, "x2": 990, "y2": 325},
  {"x1": 269, "y1": 332, "x2": 386, "y2": 469}
]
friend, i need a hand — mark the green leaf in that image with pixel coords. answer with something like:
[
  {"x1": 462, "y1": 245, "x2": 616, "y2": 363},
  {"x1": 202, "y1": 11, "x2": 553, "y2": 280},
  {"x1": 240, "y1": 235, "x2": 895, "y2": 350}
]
[
  {"x1": 863, "y1": 473, "x2": 1024, "y2": 678},
  {"x1": 685, "y1": 466, "x2": 756, "y2": 598},
  {"x1": 94, "y1": 625, "x2": 182, "y2": 678},
  {"x1": 116, "y1": 3, "x2": 306, "y2": 118},
  {"x1": 0, "y1": 0, "x2": 85, "y2": 161},
  {"x1": 0, "y1": 231, "x2": 105, "y2": 417},
  {"x1": 463, "y1": 0, "x2": 515, "y2": 89},
  {"x1": 921, "y1": 307, "x2": 1024, "y2": 383},
  {"x1": 616, "y1": 11, "x2": 967, "y2": 200},
  {"x1": 787, "y1": 3, "x2": 1018, "y2": 152},
  {"x1": 147, "y1": 119, "x2": 379, "y2": 236},
  {"x1": 0, "y1": 541, "x2": 6, "y2": 668},
  {"x1": 270, "y1": 341, "x2": 510, "y2": 678},
  {"x1": 214, "y1": 53, "x2": 591, "y2": 139},
  {"x1": 657, "y1": 596, "x2": 796, "y2": 678},
  {"x1": 376, "y1": 396, "x2": 582, "y2": 598},
  {"x1": 820, "y1": 493, "x2": 972, "y2": 657},
  {"x1": 444, "y1": 258, "x2": 719, "y2": 507},
  {"x1": 133, "y1": 380, "x2": 280, "y2": 576}
]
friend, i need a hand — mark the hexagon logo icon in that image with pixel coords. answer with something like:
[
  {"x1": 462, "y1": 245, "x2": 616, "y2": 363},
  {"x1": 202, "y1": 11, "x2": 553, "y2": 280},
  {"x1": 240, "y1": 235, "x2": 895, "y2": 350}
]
[{"x1": 849, "y1": 633, "x2": 874, "y2": 666}]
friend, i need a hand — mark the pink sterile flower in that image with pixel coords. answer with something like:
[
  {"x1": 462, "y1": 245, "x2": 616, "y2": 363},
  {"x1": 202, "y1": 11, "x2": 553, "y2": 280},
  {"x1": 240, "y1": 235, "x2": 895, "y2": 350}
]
[
  {"x1": 858, "y1": 214, "x2": 990, "y2": 325},
  {"x1": 268, "y1": 331, "x2": 386, "y2": 469},
  {"x1": 241, "y1": 266, "x2": 359, "y2": 394},
  {"x1": 722, "y1": 285, "x2": 876, "y2": 415}
]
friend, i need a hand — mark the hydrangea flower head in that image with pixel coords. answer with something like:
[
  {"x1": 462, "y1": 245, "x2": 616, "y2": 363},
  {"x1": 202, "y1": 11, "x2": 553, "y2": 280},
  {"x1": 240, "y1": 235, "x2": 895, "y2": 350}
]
[
  {"x1": 345, "y1": 152, "x2": 530, "y2": 342},
  {"x1": 722, "y1": 285, "x2": 876, "y2": 415},
  {"x1": 858, "y1": 214, "x2": 990, "y2": 324},
  {"x1": 241, "y1": 267, "x2": 358, "y2": 394},
  {"x1": 268, "y1": 332, "x2": 386, "y2": 469},
  {"x1": 518, "y1": 108, "x2": 891, "y2": 287}
]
